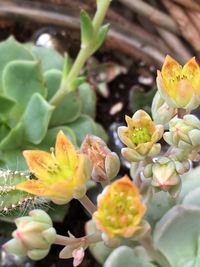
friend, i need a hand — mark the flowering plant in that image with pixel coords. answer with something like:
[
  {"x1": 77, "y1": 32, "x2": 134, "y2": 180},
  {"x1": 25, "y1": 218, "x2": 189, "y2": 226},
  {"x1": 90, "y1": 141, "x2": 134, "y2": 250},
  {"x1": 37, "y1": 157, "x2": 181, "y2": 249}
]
[{"x1": 2, "y1": 2, "x2": 200, "y2": 267}]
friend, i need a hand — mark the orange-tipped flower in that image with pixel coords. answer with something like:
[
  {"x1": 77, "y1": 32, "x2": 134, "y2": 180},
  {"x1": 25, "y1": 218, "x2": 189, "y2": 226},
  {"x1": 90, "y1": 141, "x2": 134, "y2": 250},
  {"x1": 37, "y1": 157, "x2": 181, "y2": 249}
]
[
  {"x1": 16, "y1": 131, "x2": 91, "y2": 205},
  {"x1": 157, "y1": 56, "x2": 200, "y2": 109},
  {"x1": 93, "y1": 176, "x2": 146, "y2": 239}
]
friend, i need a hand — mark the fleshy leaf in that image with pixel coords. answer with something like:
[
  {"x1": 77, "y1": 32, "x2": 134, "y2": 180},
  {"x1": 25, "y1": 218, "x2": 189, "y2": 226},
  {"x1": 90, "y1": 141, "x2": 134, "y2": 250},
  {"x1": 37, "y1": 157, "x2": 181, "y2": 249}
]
[
  {"x1": 154, "y1": 205, "x2": 200, "y2": 267},
  {"x1": 0, "y1": 36, "x2": 33, "y2": 91},
  {"x1": 3, "y1": 60, "x2": 46, "y2": 119},
  {"x1": 22, "y1": 93, "x2": 54, "y2": 144},
  {"x1": 104, "y1": 246, "x2": 157, "y2": 267},
  {"x1": 44, "y1": 69, "x2": 62, "y2": 100},
  {"x1": 68, "y1": 115, "x2": 97, "y2": 146},
  {"x1": 93, "y1": 24, "x2": 109, "y2": 53},
  {"x1": 50, "y1": 91, "x2": 81, "y2": 126},
  {"x1": 78, "y1": 83, "x2": 96, "y2": 118},
  {"x1": 80, "y1": 10, "x2": 93, "y2": 46},
  {"x1": 31, "y1": 46, "x2": 64, "y2": 72}
]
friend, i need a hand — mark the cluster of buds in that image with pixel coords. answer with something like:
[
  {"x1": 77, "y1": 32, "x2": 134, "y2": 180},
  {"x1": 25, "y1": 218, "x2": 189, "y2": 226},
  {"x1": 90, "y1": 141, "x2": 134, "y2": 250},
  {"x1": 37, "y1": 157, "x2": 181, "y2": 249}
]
[
  {"x1": 164, "y1": 114, "x2": 200, "y2": 150},
  {"x1": 143, "y1": 157, "x2": 190, "y2": 197},
  {"x1": 3, "y1": 210, "x2": 56, "y2": 260}
]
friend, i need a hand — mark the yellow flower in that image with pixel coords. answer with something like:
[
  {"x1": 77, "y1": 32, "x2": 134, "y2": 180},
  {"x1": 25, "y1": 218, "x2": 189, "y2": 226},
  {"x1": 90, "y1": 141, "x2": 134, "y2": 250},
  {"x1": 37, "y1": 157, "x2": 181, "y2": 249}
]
[
  {"x1": 118, "y1": 110, "x2": 163, "y2": 162},
  {"x1": 157, "y1": 55, "x2": 200, "y2": 109},
  {"x1": 16, "y1": 131, "x2": 91, "y2": 205},
  {"x1": 93, "y1": 176, "x2": 146, "y2": 239}
]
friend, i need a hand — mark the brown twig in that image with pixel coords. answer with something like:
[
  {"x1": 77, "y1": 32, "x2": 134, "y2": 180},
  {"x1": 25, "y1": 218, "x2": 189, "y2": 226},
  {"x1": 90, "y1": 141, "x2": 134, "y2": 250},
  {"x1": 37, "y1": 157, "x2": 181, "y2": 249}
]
[
  {"x1": 162, "y1": 0, "x2": 200, "y2": 53},
  {"x1": 156, "y1": 27, "x2": 192, "y2": 62},
  {"x1": 107, "y1": 29, "x2": 165, "y2": 66},
  {"x1": 0, "y1": 0, "x2": 166, "y2": 66},
  {"x1": 118, "y1": 0, "x2": 179, "y2": 34},
  {"x1": 187, "y1": 10, "x2": 200, "y2": 34},
  {"x1": 171, "y1": 0, "x2": 200, "y2": 12}
]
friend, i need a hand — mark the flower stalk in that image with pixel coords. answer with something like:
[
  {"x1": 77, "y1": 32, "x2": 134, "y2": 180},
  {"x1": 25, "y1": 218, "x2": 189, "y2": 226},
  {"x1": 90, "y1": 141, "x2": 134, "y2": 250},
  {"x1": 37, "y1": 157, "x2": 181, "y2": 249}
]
[{"x1": 50, "y1": 0, "x2": 111, "y2": 107}]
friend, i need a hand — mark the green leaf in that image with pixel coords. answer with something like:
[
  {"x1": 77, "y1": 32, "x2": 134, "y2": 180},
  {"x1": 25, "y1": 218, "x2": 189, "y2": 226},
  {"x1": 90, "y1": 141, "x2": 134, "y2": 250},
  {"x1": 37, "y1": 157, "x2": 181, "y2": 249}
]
[
  {"x1": 39, "y1": 126, "x2": 77, "y2": 149},
  {"x1": 3, "y1": 60, "x2": 46, "y2": 119},
  {"x1": 68, "y1": 114, "x2": 97, "y2": 146},
  {"x1": 95, "y1": 123, "x2": 108, "y2": 142},
  {"x1": 0, "y1": 124, "x2": 9, "y2": 140},
  {"x1": 31, "y1": 46, "x2": 64, "y2": 72},
  {"x1": 50, "y1": 91, "x2": 81, "y2": 126},
  {"x1": 80, "y1": 10, "x2": 93, "y2": 46},
  {"x1": 69, "y1": 76, "x2": 86, "y2": 90},
  {"x1": 0, "y1": 123, "x2": 24, "y2": 150},
  {"x1": 78, "y1": 83, "x2": 96, "y2": 118},
  {"x1": 0, "y1": 95, "x2": 16, "y2": 113},
  {"x1": 177, "y1": 166, "x2": 200, "y2": 203},
  {"x1": 44, "y1": 69, "x2": 62, "y2": 100},
  {"x1": 0, "y1": 36, "x2": 33, "y2": 91},
  {"x1": 104, "y1": 246, "x2": 157, "y2": 267},
  {"x1": 22, "y1": 93, "x2": 54, "y2": 144},
  {"x1": 154, "y1": 205, "x2": 200, "y2": 267},
  {"x1": 0, "y1": 149, "x2": 27, "y2": 170},
  {"x1": 93, "y1": 24, "x2": 109, "y2": 53},
  {"x1": 62, "y1": 53, "x2": 72, "y2": 79}
]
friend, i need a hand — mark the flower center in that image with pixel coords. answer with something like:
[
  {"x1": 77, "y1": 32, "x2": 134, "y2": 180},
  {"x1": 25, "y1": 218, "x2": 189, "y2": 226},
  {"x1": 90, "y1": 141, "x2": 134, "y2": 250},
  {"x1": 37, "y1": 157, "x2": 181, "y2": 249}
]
[{"x1": 131, "y1": 127, "x2": 151, "y2": 145}]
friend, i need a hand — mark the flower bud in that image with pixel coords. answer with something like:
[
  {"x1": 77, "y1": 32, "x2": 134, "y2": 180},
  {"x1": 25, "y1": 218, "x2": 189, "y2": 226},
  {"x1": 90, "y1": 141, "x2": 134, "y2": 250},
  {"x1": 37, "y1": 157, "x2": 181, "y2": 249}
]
[
  {"x1": 143, "y1": 157, "x2": 189, "y2": 197},
  {"x1": 118, "y1": 110, "x2": 163, "y2": 162},
  {"x1": 151, "y1": 91, "x2": 177, "y2": 128},
  {"x1": 3, "y1": 209, "x2": 56, "y2": 260},
  {"x1": 81, "y1": 135, "x2": 120, "y2": 183},
  {"x1": 163, "y1": 114, "x2": 200, "y2": 150}
]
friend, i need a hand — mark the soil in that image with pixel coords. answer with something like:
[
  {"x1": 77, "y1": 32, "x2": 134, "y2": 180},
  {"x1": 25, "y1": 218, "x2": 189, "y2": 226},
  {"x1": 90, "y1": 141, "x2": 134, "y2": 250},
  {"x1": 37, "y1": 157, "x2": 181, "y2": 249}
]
[{"x1": 0, "y1": 18, "x2": 155, "y2": 267}]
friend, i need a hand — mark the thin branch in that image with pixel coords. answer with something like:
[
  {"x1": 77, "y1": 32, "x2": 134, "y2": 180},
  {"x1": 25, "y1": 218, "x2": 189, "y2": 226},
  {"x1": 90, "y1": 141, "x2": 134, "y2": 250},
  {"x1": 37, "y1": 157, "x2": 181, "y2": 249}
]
[
  {"x1": 187, "y1": 10, "x2": 200, "y2": 34},
  {"x1": 118, "y1": 0, "x2": 179, "y2": 34},
  {"x1": 171, "y1": 0, "x2": 200, "y2": 12},
  {"x1": 0, "y1": 0, "x2": 165, "y2": 66},
  {"x1": 156, "y1": 28, "x2": 192, "y2": 62},
  {"x1": 162, "y1": 0, "x2": 200, "y2": 53}
]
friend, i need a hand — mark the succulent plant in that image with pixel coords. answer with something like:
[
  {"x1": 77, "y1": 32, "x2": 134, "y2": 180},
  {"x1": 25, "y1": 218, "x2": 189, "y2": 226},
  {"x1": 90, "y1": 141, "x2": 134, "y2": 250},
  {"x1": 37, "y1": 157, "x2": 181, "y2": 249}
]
[{"x1": 0, "y1": 37, "x2": 107, "y2": 170}]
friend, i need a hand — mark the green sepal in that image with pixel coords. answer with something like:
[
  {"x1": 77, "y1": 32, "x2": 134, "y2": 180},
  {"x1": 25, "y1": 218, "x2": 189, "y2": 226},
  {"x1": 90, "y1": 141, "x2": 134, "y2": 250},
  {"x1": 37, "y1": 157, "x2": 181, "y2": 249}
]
[{"x1": 80, "y1": 10, "x2": 93, "y2": 46}]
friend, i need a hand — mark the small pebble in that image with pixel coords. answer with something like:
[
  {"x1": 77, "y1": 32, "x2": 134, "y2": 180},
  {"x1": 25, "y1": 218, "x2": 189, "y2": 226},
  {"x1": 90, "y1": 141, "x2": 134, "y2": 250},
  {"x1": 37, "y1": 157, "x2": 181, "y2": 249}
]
[{"x1": 109, "y1": 102, "x2": 123, "y2": 115}]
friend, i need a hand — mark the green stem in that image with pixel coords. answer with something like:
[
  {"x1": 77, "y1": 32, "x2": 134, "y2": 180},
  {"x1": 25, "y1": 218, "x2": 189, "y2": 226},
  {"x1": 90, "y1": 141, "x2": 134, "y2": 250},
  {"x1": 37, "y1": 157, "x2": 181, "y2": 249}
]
[{"x1": 50, "y1": 0, "x2": 111, "y2": 107}]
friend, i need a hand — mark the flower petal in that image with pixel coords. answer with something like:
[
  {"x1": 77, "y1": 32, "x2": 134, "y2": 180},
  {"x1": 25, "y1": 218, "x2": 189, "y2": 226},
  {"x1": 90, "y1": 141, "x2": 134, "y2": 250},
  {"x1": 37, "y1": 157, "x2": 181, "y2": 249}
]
[
  {"x1": 55, "y1": 131, "x2": 78, "y2": 169},
  {"x1": 23, "y1": 150, "x2": 57, "y2": 182}
]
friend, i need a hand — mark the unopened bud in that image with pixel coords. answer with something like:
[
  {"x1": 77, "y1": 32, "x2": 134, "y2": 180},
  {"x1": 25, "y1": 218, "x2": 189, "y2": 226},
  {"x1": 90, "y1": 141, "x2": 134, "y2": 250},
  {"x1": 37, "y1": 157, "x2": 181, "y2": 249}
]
[
  {"x1": 81, "y1": 135, "x2": 120, "y2": 183},
  {"x1": 4, "y1": 209, "x2": 56, "y2": 260}
]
